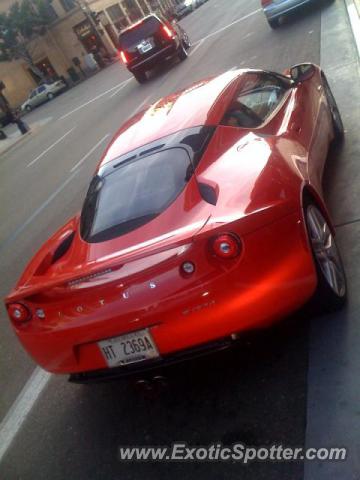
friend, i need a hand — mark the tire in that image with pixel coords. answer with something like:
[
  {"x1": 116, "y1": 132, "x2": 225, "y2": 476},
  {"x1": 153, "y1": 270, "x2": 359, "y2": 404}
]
[
  {"x1": 182, "y1": 32, "x2": 191, "y2": 50},
  {"x1": 47, "y1": 92, "x2": 54, "y2": 100},
  {"x1": 268, "y1": 17, "x2": 279, "y2": 29},
  {"x1": 305, "y1": 202, "x2": 347, "y2": 311},
  {"x1": 133, "y1": 70, "x2": 147, "y2": 84},
  {"x1": 25, "y1": 105, "x2": 32, "y2": 112},
  {"x1": 322, "y1": 74, "x2": 344, "y2": 142},
  {"x1": 178, "y1": 43, "x2": 188, "y2": 61}
]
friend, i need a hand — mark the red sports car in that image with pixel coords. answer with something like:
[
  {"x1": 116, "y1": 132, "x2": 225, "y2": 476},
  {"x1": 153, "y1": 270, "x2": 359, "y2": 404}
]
[{"x1": 5, "y1": 63, "x2": 347, "y2": 382}]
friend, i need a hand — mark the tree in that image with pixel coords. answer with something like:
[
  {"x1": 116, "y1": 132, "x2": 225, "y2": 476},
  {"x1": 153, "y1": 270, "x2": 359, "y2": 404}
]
[{"x1": 0, "y1": 0, "x2": 55, "y2": 80}]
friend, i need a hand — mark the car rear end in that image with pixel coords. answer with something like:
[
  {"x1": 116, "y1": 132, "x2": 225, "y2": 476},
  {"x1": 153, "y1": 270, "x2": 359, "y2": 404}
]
[
  {"x1": 5, "y1": 124, "x2": 318, "y2": 381},
  {"x1": 119, "y1": 15, "x2": 181, "y2": 78},
  {"x1": 50, "y1": 79, "x2": 67, "y2": 94},
  {"x1": 5, "y1": 204, "x2": 317, "y2": 381}
]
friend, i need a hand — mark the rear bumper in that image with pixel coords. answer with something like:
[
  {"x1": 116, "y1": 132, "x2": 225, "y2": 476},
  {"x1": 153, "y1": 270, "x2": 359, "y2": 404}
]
[
  {"x1": 70, "y1": 337, "x2": 233, "y2": 383},
  {"x1": 14, "y1": 210, "x2": 318, "y2": 377},
  {"x1": 263, "y1": 0, "x2": 314, "y2": 20},
  {"x1": 128, "y1": 41, "x2": 179, "y2": 72}
]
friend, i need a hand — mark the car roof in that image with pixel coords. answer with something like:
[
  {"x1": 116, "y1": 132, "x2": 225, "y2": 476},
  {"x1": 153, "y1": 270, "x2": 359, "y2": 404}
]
[
  {"x1": 99, "y1": 69, "x2": 242, "y2": 167},
  {"x1": 119, "y1": 14, "x2": 163, "y2": 35}
]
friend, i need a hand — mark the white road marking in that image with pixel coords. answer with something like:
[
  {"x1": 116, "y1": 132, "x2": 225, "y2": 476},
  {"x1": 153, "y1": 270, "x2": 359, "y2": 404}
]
[
  {"x1": 59, "y1": 78, "x2": 132, "y2": 120},
  {"x1": 346, "y1": 2, "x2": 360, "y2": 57},
  {"x1": 0, "y1": 169, "x2": 80, "y2": 254},
  {"x1": 70, "y1": 134, "x2": 110, "y2": 173},
  {"x1": 0, "y1": 368, "x2": 51, "y2": 462},
  {"x1": 109, "y1": 78, "x2": 133, "y2": 98},
  {"x1": 192, "y1": 9, "x2": 261, "y2": 45},
  {"x1": 27, "y1": 127, "x2": 75, "y2": 167},
  {"x1": 189, "y1": 39, "x2": 204, "y2": 57},
  {"x1": 128, "y1": 94, "x2": 153, "y2": 119}
]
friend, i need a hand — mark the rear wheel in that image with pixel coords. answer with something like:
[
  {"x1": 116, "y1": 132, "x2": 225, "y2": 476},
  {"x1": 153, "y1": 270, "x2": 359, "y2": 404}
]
[
  {"x1": 178, "y1": 43, "x2": 188, "y2": 61},
  {"x1": 133, "y1": 70, "x2": 147, "y2": 84},
  {"x1": 322, "y1": 74, "x2": 344, "y2": 142},
  {"x1": 182, "y1": 32, "x2": 191, "y2": 49},
  {"x1": 305, "y1": 203, "x2": 347, "y2": 311},
  {"x1": 268, "y1": 17, "x2": 279, "y2": 29},
  {"x1": 47, "y1": 92, "x2": 54, "y2": 100}
]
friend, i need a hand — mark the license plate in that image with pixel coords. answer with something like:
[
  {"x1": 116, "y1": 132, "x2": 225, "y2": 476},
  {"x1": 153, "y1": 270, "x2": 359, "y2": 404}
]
[
  {"x1": 98, "y1": 329, "x2": 159, "y2": 368},
  {"x1": 138, "y1": 41, "x2": 152, "y2": 53}
]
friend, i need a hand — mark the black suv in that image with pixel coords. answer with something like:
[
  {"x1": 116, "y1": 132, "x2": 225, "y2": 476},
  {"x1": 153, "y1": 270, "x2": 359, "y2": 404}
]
[{"x1": 118, "y1": 14, "x2": 190, "y2": 83}]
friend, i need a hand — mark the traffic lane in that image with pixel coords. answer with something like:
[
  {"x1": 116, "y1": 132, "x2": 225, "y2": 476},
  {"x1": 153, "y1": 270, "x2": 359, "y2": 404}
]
[
  {"x1": 16, "y1": 0, "x2": 259, "y2": 129},
  {"x1": 0, "y1": 3, "x2": 324, "y2": 477},
  {"x1": 0, "y1": 77, "x2": 163, "y2": 417},
  {"x1": 1, "y1": 316, "x2": 309, "y2": 480},
  {"x1": 20, "y1": 62, "x2": 132, "y2": 125},
  {"x1": 0, "y1": 0, "x2": 322, "y2": 445},
  {"x1": 180, "y1": 0, "x2": 261, "y2": 44}
]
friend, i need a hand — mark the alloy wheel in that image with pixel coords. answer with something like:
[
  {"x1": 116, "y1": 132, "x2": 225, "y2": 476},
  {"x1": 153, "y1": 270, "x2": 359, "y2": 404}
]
[{"x1": 306, "y1": 205, "x2": 346, "y2": 298}]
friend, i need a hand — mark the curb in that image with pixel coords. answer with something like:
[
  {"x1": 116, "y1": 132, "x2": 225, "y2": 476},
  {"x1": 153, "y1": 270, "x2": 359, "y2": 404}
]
[
  {"x1": 344, "y1": 0, "x2": 360, "y2": 58},
  {"x1": 0, "y1": 131, "x2": 31, "y2": 157}
]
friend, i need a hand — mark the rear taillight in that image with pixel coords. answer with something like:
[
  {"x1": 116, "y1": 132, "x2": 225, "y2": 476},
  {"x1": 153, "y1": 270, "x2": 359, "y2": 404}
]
[
  {"x1": 7, "y1": 303, "x2": 32, "y2": 325},
  {"x1": 120, "y1": 50, "x2": 128, "y2": 64},
  {"x1": 162, "y1": 25, "x2": 175, "y2": 39},
  {"x1": 261, "y1": 0, "x2": 272, "y2": 6},
  {"x1": 212, "y1": 233, "x2": 241, "y2": 259}
]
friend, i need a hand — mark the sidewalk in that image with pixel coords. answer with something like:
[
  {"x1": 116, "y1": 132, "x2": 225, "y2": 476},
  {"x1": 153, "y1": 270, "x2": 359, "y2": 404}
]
[{"x1": 0, "y1": 124, "x2": 31, "y2": 157}]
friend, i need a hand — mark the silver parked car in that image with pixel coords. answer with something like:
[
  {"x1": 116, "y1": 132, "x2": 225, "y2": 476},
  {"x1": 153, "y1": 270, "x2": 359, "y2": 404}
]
[
  {"x1": 21, "y1": 80, "x2": 66, "y2": 112},
  {"x1": 261, "y1": 0, "x2": 317, "y2": 28}
]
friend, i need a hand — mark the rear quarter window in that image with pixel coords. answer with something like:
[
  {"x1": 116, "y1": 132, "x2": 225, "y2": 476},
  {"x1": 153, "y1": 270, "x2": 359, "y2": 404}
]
[
  {"x1": 81, "y1": 147, "x2": 192, "y2": 243},
  {"x1": 119, "y1": 17, "x2": 162, "y2": 49}
]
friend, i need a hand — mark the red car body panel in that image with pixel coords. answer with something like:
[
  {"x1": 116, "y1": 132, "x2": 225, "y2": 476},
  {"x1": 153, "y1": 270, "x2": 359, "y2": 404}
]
[{"x1": 5, "y1": 65, "x2": 336, "y2": 375}]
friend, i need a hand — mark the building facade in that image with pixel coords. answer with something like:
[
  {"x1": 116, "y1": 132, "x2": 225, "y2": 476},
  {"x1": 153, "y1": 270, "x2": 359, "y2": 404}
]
[{"x1": 0, "y1": 0, "x2": 176, "y2": 107}]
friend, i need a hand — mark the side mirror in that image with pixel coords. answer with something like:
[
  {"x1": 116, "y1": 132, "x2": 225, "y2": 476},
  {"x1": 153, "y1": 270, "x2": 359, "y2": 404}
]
[{"x1": 290, "y1": 63, "x2": 316, "y2": 83}]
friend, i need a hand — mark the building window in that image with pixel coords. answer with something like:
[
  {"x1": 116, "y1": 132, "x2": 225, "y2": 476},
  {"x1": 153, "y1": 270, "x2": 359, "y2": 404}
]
[
  {"x1": 59, "y1": 0, "x2": 76, "y2": 12},
  {"x1": 106, "y1": 4, "x2": 128, "y2": 30},
  {"x1": 44, "y1": 2, "x2": 59, "y2": 21},
  {"x1": 122, "y1": 0, "x2": 143, "y2": 22}
]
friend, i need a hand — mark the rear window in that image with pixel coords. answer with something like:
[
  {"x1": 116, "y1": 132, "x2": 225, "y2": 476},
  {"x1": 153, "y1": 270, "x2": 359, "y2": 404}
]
[
  {"x1": 81, "y1": 148, "x2": 192, "y2": 243},
  {"x1": 119, "y1": 16, "x2": 161, "y2": 50}
]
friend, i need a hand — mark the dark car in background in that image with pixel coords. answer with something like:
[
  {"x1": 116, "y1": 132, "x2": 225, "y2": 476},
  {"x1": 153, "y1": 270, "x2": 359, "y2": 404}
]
[
  {"x1": 118, "y1": 14, "x2": 190, "y2": 83},
  {"x1": 174, "y1": 0, "x2": 195, "y2": 19}
]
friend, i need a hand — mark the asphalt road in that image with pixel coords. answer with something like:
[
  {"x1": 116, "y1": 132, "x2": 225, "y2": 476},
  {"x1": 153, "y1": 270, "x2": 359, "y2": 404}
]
[{"x1": 0, "y1": 0, "x2": 359, "y2": 478}]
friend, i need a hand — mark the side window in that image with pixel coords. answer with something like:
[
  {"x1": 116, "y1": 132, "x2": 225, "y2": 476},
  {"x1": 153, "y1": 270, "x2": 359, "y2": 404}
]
[
  {"x1": 37, "y1": 85, "x2": 46, "y2": 94},
  {"x1": 29, "y1": 90, "x2": 37, "y2": 98},
  {"x1": 221, "y1": 73, "x2": 289, "y2": 128}
]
